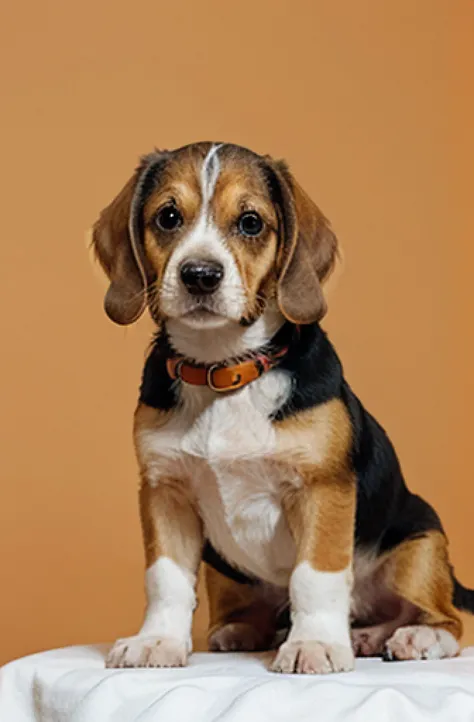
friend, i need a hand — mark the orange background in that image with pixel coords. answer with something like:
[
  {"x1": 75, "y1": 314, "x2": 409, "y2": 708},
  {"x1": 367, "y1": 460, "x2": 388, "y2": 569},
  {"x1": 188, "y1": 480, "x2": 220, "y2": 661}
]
[{"x1": 1, "y1": 1, "x2": 473, "y2": 666}]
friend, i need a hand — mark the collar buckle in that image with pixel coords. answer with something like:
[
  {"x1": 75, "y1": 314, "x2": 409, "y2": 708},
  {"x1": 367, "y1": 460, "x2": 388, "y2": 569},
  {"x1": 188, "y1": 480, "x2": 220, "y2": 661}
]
[
  {"x1": 174, "y1": 358, "x2": 185, "y2": 380},
  {"x1": 206, "y1": 363, "x2": 230, "y2": 393}
]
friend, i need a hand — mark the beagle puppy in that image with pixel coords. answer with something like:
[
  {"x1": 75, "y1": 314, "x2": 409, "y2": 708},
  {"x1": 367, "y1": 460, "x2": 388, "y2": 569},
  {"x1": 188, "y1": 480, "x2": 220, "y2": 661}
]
[{"x1": 92, "y1": 141, "x2": 473, "y2": 674}]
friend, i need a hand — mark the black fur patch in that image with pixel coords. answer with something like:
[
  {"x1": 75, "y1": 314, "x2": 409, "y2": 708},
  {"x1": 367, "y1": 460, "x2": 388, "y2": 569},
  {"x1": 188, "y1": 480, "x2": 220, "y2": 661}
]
[
  {"x1": 202, "y1": 542, "x2": 258, "y2": 586},
  {"x1": 139, "y1": 331, "x2": 177, "y2": 411},
  {"x1": 273, "y1": 324, "x2": 343, "y2": 419}
]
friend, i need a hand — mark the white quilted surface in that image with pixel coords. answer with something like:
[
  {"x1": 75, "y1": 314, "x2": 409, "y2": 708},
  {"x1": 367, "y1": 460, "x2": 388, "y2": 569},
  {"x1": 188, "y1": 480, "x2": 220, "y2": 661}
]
[{"x1": 2, "y1": 645, "x2": 474, "y2": 722}]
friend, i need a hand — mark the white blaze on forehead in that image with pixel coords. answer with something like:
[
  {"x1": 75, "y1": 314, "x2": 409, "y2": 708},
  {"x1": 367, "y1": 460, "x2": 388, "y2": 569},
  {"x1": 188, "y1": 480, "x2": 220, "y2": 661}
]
[{"x1": 200, "y1": 144, "x2": 223, "y2": 209}]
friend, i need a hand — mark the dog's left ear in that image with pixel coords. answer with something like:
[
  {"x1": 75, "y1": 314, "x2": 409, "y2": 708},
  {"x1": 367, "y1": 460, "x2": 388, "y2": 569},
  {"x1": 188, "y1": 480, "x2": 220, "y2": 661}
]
[{"x1": 265, "y1": 159, "x2": 340, "y2": 325}]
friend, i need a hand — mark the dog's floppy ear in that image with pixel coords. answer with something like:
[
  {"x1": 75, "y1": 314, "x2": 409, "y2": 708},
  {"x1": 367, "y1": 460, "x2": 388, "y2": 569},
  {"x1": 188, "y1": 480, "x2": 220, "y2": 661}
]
[
  {"x1": 91, "y1": 153, "x2": 165, "y2": 325},
  {"x1": 265, "y1": 159, "x2": 339, "y2": 325}
]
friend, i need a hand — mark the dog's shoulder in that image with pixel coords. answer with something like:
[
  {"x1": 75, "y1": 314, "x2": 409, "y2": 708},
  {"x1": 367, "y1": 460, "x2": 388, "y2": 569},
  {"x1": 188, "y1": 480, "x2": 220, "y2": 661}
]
[{"x1": 271, "y1": 324, "x2": 421, "y2": 547}]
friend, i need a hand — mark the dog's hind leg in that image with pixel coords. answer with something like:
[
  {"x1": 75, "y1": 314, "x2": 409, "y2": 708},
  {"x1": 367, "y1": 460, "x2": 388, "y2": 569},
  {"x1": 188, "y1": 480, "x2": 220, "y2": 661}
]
[
  {"x1": 206, "y1": 563, "x2": 284, "y2": 652},
  {"x1": 381, "y1": 531, "x2": 462, "y2": 661}
]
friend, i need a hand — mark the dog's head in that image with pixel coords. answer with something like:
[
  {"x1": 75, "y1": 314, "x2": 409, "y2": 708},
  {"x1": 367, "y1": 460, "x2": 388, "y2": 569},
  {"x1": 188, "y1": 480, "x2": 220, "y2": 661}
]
[{"x1": 92, "y1": 142, "x2": 339, "y2": 330}]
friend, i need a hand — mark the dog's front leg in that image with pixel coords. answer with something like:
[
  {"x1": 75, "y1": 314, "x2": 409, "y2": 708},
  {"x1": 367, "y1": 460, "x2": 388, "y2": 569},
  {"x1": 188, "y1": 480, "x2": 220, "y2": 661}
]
[
  {"x1": 106, "y1": 479, "x2": 202, "y2": 668},
  {"x1": 272, "y1": 473, "x2": 356, "y2": 674}
]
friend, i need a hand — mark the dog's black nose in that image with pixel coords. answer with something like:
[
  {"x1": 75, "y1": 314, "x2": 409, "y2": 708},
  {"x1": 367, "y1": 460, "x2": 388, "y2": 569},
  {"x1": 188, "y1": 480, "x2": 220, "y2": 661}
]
[{"x1": 180, "y1": 260, "x2": 224, "y2": 295}]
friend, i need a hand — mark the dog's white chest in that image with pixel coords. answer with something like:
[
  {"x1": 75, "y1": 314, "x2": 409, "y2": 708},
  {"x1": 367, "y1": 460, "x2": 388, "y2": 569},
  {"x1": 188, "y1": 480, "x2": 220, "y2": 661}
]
[
  {"x1": 196, "y1": 455, "x2": 296, "y2": 585},
  {"x1": 179, "y1": 372, "x2": 297, "y2": 585}
]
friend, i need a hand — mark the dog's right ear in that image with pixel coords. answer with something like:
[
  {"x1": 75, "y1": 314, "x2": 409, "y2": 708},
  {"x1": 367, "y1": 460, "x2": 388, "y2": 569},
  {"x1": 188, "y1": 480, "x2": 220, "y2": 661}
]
[{"x1": 91, "y1": 153, "x2": 166, "y2": 325}]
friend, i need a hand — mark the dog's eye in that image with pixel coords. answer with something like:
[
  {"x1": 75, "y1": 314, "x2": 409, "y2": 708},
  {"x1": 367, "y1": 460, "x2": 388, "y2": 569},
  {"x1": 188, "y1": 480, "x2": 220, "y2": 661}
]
[
  {"x1": 238, "y1": 211, "x2": 263, "y2": 237},
  {"x1": 155, "y1": 205, "x2": 183, "y2": 232}
]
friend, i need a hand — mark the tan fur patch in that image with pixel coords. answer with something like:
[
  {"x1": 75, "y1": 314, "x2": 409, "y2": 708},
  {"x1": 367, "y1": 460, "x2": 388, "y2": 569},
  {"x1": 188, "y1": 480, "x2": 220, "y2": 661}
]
[
  {"x1": 274, "y1": 399, "x2": 356, "y2": 573},
  {"x1": 229, "y1": 239, "x2": 278, "y2": 320},
  {"x1": 139, "y1": 480, "x2": 202, "y2": 569},
  {"x1": 143, "y1": 162, "x2": 202, "y2": 228},
  {"x1": 274, "y1": 398, "x2": 352, "y2": 472},
  {"x1": 213, "y1": 165, "x2": 278, "y2": 231},
  {"x1": 283, "y1": 471, "x2": 356, "y2": 573},
  {"x1": 133, "y1": 403, "x2": 170, "y2": 445},
  {"x1": 134, "y1": 403, "x2": 202, "y2": 570}
]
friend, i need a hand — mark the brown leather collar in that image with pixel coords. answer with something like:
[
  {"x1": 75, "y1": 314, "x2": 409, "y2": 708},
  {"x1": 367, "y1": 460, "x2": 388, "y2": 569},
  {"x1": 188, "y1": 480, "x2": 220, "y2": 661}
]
[{"x1": 166, "y1": 331, "x2": 295, "y2": 393}]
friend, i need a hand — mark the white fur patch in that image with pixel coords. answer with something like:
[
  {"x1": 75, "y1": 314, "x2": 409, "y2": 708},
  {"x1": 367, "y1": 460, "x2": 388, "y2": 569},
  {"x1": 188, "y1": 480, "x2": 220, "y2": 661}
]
[
  {"x1": 200, "y1": 143, "x2": 222, "y2": 204},
  {"x1": 180, "y1": 368, "x2": 289, "y2": 460},
  {"x1": 384, "y1": 625, "x2": 459, "y2": 661},
  {"x1": 139, "y1": 557, "x2": 196, "y2": 650},
  {"x1": 106, "y1": 556, "x2": 196, "y2": 668},
  {"x1": 288, "y1": 562, "x2": 352, "y2": 647},
  {"x1": 167, "y1": 303, "x2": 284, "y2": 363}
]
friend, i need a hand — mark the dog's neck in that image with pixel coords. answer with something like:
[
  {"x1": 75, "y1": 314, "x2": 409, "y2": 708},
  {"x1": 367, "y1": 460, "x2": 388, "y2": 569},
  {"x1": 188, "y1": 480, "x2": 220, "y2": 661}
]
[{"x1": 165, "y1": 305, "x2": 285, "y2": 365}]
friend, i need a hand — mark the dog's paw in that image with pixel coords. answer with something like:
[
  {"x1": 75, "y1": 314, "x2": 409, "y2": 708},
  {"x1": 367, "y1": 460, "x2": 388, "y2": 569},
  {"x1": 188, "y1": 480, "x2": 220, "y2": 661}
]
[
  {"x1": 383, "y1": 625, "x2": 459, "y2": 662},
  {"x1": 271, "y1": 640, "x2": 355, "y2": 674},
  {"x1": 105, "y1": 635, "x2": 188, "y2": 668},
  {"x1": 351, "y1": 626, "x2": 389, "y2": 657},
  {"x1": 209, "y1": 622, "x2": 269, "y2": 652}
]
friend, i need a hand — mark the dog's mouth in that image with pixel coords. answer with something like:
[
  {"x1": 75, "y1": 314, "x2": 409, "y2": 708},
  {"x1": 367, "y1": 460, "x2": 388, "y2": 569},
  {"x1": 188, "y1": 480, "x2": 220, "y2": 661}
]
[
  {"x1": 179, "y1": 301, "x2": 232, "y2": 328},
  {"x1": 159, "y1": 282, "x2": 246, "y2": 328}
]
